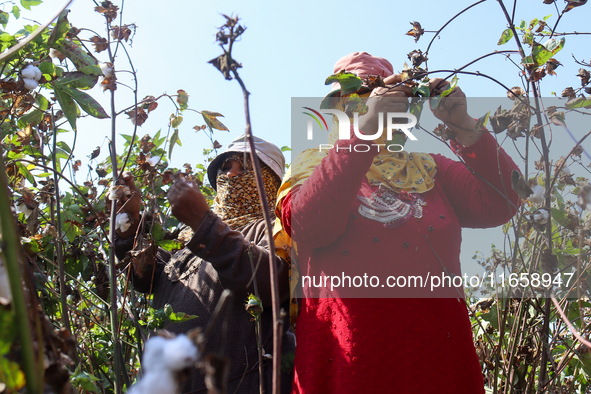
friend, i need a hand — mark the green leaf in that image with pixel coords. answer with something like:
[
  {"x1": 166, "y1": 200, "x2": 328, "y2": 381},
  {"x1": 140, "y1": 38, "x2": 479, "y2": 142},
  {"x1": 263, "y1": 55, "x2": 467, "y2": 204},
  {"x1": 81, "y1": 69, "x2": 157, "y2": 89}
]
[
  {"x1": 153, "y1": 129, "x2": 166, "y2": 148},
  {"x1": 54, "y1": 38, "x2": 103, "y2": 76},
  {"x1": 71, "y1": 364, "x2": 100, "y2": 393},
  {"x1": 21, "y1": 145, "x2": 44, "y2": 158},
  {"x1": 168, "y1": 310, "x2": 198, "y2": 323},
  {"x1": 429, "y1": 76, "x2": 458, "y2": 111},
  {"x1": 440, "y1": 75, "x2": 458, "y2": 98},
  {"x1": 63, "y1": 221, "x2": 83, "y2": 243},
  {"x1": 529, "y1": 18, "x2": 539, "y2": 30},
  {"x1": 498, "y1": 28, "x2": 514, "y2": 45},
  {"x1": 543, "y1": 14, "x2": 552, "y2": 21},
  {"x1": 20, "y1": 0, "x2": 43, "y2": 11},
  {"x1": 0, "y1": 356, "x2": 26, "y2": 391},
  {"x1": 38, "y1": 61, "x2": 56, "y2": 79},
  {"x1": 545, "y1": 37, "x2": 565, "y2": 54},
  {"x1": 120, "y1": 134, "x2": 133, "y2": 145},
  {"x1": 58, "y1": 85, "x2": 109, "y2": 119},
  {"x1": 54, "y1": 86, "x2": 78, "y2": 130},
  {"x1": 12, "y1": 6, "x2": 20, "y2": 19},
  {"x1": 522, "y1": 55, "x2": 538, "y2": 70},
  {"x1": 57, "y1": 141, "x2": 72, "y2": 154},
  {"x1": 474, "y1": 111, "x2": 490, "y2": 131},
  {"x1": 201, "y1": 110, "x2": 229, "y2": 132},
  {"x1": 551, "y1": 207, "x2": 568, "y2": 225},
  {"x1": 170, "y1": 115, "x2": 183, "y2": 128},
  {"x1": 15, "y1": 162, "x2": 35, "y2": 185},
  {"x1": 17, "y1": 109, "x2": 43, "y2": 128},
  {"x1": 523, "y1": 31, "x2": 534, "y2": 46},
  {"x1": 0, "y1": 32, "x2": 14, "y2": 42},
  {"x1": 55, "y1": 148, "x2": 70, "y2": 161},
  {"x1": 168, "y1": 129, "x2": 182, "y2": 160},
  {"x1": 0, "y1": 306, "x2": 16, "y2": 356},
  {"x1": 566, "y1": 97, "x2": 591, "y2": 109},
  {"x1": 53, "y1": 72, "x2": 99, "y2": 90},
  {"x1": 412, "y1": 77, "x2": 431, "y2": 98},
  {"x1": 156, "y1": 239, "x2": 184, "y2": 251},
  {"x1": 35, "y1": 94, "x2": 49, "y2": 111},
  {"x1": 325, "y1": 71, "x2": 362, "y2": 96},
  {"x1": 0, "y1": 11, "x2": 9, "y2": 28},
  {"x1": 176, "y1": 89, "x2": 189, "y2": 111},
  {"x1": 47, "y1": 10, "x2": 69, "y2": 48},
  {"x1": 281, "y1": 146, "x2": 291, "y2": 152},
  {"x1": 532, "y1": 43, "x2": 553, "y2": 66},
  {"x1": 531, "y1": 38, "x2": 565, "y2": 67}
]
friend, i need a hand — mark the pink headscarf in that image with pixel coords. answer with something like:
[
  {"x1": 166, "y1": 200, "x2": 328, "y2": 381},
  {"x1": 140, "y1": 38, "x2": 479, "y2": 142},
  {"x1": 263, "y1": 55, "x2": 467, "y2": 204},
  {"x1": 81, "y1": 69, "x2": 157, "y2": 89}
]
[
  {"x1": 333, "y1": 52, "x2": 393, "y2": 79},
  {"x1": 330, "y1": 52, "x2": 394, "y2": 92}
]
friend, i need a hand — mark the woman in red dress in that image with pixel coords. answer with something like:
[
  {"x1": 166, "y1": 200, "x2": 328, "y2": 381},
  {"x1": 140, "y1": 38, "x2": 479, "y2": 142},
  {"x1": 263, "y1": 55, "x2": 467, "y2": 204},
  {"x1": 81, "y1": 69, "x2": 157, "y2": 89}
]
[{"x1": 277, "y1": 52, "x2": 520, "y2": 393}]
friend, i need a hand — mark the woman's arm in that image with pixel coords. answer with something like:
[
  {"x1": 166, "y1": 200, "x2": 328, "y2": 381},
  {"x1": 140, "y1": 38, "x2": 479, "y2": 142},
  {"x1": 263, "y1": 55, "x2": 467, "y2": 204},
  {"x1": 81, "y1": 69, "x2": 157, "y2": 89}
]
[{"x1": 433, "y1": 132, "x2": 521, "y2": 228}]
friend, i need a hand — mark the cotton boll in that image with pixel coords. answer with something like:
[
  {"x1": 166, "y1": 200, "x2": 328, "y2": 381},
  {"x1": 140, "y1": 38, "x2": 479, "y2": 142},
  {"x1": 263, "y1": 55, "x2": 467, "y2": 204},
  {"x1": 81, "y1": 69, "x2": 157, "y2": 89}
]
[
  {"x1": 129, "y1": 335, "x2": 198, "y2": 394},
  {"x1": 15, "y1": 201, "x2": 33, "y2": 218},
  {"x1": 23, "y1": 78, "x2": 39, "y2": 91},
  {"x1": 533, "y1": 209, "x2": 549, "y2": 226},
  {"x1": 559, "y1": 166, "x2": 572, "y2": 176},
  {"x1": 527, "y1": 185, "x2": 544, "y2": 205},
  {"x1": 127, "y1": 370, "x2": 177, "y2": 394},
  {"x1": 115, "y1": 212, "x2": 131, "y2": 233},
  {"x1": 108, "y1": 184, "x2": 131, "y2": 201},
  {"x1": 0, "y1": 258, "x2": 12, "y2": 305},
  {"x1": 579, "y1": 184, "x2": 591, "y2": 211},
  {"x1": 142, "y1": 336, "x2": 169, "y2": 373},
  {"x1": 100, "y1": 62, "x2": 114, "y2": 78},
  {"x1": 21, "y1": 64, "x2": 41, "y2": 81},
  {"x1": 146, "y1": 156, "x2": 159, "y2": 167},
  {"x1": 162, "y1": 334, "x2": 199, "y2": 371}
]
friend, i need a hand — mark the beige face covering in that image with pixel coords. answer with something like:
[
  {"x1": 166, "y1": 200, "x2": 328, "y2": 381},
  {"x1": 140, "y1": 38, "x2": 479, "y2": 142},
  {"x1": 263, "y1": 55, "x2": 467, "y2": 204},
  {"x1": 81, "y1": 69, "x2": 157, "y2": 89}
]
[{"x1": 213, "y1": 156, "x2": 281, "y2": 231}]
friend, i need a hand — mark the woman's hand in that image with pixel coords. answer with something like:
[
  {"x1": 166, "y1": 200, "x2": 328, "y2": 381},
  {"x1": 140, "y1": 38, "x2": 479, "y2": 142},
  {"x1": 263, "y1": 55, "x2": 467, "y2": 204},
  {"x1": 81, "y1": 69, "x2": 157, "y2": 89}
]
[
  {"x1": 357, "y1": 74, "x2": 414, "y2": 143},
  {"x1": 429, "y1": 78, "x2": 481, "y2": 146},
  {"x1": 167, "y1": 179, "x2": 210, "y2": 231}
]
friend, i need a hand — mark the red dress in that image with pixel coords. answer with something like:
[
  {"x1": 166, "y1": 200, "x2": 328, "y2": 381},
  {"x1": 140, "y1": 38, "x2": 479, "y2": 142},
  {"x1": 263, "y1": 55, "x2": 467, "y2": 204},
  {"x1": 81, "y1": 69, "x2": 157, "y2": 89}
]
[{"x1": 281, "y1": 132, "x2": 520, "y2": 393}]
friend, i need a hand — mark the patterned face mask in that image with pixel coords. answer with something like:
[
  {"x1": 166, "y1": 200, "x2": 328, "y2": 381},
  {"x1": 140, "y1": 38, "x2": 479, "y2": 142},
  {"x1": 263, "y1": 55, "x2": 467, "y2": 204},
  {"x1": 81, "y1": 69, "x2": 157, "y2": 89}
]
[{"x1": 212, "y1": 154, "x2": 281, "y2": 230}]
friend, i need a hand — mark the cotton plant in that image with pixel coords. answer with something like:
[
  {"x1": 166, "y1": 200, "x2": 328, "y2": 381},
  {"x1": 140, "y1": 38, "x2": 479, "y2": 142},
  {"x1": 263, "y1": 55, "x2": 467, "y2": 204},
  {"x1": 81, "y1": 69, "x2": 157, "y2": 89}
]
[{"x1": 127, "y1": 334, "x2": 199, "y2": 394}]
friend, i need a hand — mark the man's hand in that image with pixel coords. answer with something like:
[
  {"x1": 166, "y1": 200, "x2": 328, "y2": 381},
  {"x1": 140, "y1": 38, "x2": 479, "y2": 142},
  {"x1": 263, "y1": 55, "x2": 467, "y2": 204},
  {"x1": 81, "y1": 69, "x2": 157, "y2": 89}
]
[
  {"x1": 429, "y1": 78, "x2": 481, "y2": 146},
  {"x1": 358, "y1": 74, "x2": 413, "y2": 143},
  {"x1": 114, "y1": 171, "x2": 141, "y2": 238},
  {"x1": 167, "y1": 179, "x2": 210, "y2": 231}
]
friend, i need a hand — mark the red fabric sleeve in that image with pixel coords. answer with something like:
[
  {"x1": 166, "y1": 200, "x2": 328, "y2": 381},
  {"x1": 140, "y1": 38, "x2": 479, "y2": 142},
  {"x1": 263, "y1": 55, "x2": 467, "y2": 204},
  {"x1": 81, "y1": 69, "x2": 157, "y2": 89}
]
[
  {"x1": 432, "y1": 132, "x2": 521, "y2": 228},
  {"x1": 287, "y1": 134, "x2": 377, "y2": 249}
]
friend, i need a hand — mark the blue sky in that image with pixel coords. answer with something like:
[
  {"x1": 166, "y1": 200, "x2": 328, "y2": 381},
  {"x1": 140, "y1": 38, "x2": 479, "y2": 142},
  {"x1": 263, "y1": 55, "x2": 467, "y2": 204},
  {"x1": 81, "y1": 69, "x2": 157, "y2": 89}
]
[
  {"x1": 16, "y1": 0, "x2": 590, "y2": 163},
  {"x1": 12, "y1": 0, "x2": 591, "y2": 273}
]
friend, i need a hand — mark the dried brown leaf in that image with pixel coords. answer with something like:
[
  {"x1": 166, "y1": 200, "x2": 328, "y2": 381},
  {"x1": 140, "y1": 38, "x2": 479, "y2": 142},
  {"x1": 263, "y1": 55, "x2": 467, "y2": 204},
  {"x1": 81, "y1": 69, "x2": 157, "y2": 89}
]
[
  {"x1": 90, "y1": 36, "x2": 108, "y2": 53},
  {"x1": 561, "y1": 87, "x2": 576, "y2": 98},
  {"x1": 94, "y1": 1, "x2": 119, "y2": 23},
  {"x1": 577, "y1": 68, "x2": 590, "y2": 86},
  {"x1": 126, "y1": 107, "x2": 148, "y2": 126},
  {"x1": 111, "y1": 25, "x2": 133, "y2": 42},
  {"x1": 405, "y1": 21, "x2": 424, "y2": 43}
]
